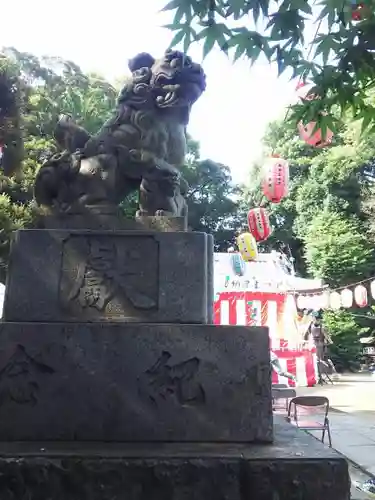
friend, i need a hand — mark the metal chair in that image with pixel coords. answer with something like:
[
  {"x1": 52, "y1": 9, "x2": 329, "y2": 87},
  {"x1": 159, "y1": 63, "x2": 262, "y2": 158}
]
[
  {"x1": 272, "y1": 387, "x2": 297, "y2": 412},
  {"x1": 317, "y1": 359, "x2": 334, "y2": 385},
  {"x1": 286, "y1": 396, "x2": 332, "y2": 447}
]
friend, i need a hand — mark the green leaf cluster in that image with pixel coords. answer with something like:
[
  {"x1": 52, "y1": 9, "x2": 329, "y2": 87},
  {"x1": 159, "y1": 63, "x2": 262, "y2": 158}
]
[{"x1": 163, "y1": 0, "x2": 375, "y2": 133}]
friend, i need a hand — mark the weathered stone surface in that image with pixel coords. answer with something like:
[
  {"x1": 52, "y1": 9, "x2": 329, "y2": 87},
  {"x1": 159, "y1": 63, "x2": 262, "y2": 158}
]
[
  {"x1": 206, "y1": 232, "x2": 214, "y2": 324},
  {"x1": 0, "y1": 323, "x2": 272, "y2": 442},
  {"x1": 4, "y1": 229, "x2": 213, "y2": 324},
  {"x1": 37, "y1": 209, "x2": 187, "y2": 232},
  {"x1": 0, "y1": 419, "x2": 350, "y2": 499}
]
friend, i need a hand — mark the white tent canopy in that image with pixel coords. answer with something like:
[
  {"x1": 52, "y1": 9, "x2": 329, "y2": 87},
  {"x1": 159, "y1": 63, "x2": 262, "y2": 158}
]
[{"x1": 214, "y1": 252, "x2": 323, "y2": 294}]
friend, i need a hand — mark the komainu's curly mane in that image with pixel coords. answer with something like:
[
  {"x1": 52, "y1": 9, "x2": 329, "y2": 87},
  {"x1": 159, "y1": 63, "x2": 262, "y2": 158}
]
[{"x1": 83, "y1": 49, "x2": 206, "y2": 172}]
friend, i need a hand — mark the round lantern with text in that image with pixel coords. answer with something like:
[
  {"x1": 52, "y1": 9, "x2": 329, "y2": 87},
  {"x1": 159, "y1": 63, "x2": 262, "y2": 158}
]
[
  {"x1": 341, "y1": 288, "x2": 353, "y2": 308},
  {"x1": 230, "y1": 253, "x2": 246, "y2": 276},
  {"x1": 247, "y1": 207, "x2": 272, "y2": 242},
  {"x1": 296, "y1": 82, "x2": 334, "y2": 148},
  {"x1": 330, "y1": 291, "x2": 342, "y2": 310},
  {"x1": 354, "y1": 285, "x2": 368, "y2": 308},
  {"x1": 236, "y1": 232, "x2": 258, "y2": 262},
  {"x1": 262, "y1": 156, "x2": 289, "y2": 203}
]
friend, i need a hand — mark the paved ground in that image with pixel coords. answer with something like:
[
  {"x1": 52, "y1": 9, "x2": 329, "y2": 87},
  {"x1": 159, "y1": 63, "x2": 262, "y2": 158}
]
[{"x1": 294, "y1": 373, "x2": 375, "y2": 499}]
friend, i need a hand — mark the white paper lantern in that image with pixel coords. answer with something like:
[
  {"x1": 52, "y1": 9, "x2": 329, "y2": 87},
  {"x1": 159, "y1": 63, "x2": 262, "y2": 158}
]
[
  {"x1": 330, "y1": 291, "x2": 342, "y2": 310},
  {"x1": 340, "y1": 288, "x2": 353, "y2": 308},
  {"x1": 354, "y1": 285, "x2": 368, "y2": 308},
  {"x1": 321, "y1": 291, "x2": 331, "y2": 309},
  {"x1": 371, "y1": 280, "x2": 375, "y2": 300},
  {"x1": 303, "y1": 295, "x2": 314, "y2": 309},
  {"x1": 296, "y1": 295, "x2": 306, "y2": 310},
  {"x1": 312, "y1": 294, "x2": 324, "y2": 310}
]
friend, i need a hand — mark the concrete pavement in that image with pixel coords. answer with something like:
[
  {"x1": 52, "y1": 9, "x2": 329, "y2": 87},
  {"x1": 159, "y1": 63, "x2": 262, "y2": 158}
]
[
  {"x1": 296, "y1": 373, "x2": 375, "y2": 475},
  {"x1": 294, "y1": 373, "x2": 375, "y2": 499}
]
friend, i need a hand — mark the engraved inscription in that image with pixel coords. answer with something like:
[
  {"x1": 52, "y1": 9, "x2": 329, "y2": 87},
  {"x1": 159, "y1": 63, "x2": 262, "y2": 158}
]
[
  {"x1": 68, "y1": 239, "x2": 115, "y2": 310},
  {"x1": 0, "y1": 345, "x2": 55, "y2": 406},
  {"x1": 60, "y1": 235, "x2": 159, "y2": 318},
  {"x1": 145, "y1": 351, "x2": 206, "y2": 406}
]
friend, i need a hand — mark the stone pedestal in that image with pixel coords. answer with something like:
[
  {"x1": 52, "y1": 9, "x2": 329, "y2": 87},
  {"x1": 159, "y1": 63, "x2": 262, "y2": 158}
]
[
  {"x1": 0, "y1": 420, "x2": 350, "y2": 499},
  {"x1": 0, "y1": 323, "x2": 272, "y2": 442},
  {"x1": 0, "y1": 220, "x2": 350, "y2": 499},
  {"x1": 3, "y1": 229, "x2": 213, "y2": 324}
]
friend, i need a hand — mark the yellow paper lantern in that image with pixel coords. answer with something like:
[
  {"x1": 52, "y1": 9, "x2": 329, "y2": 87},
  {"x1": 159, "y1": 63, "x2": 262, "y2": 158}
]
[{"x1": 236, "y1": 232, "x2": 258, "y2": 262}]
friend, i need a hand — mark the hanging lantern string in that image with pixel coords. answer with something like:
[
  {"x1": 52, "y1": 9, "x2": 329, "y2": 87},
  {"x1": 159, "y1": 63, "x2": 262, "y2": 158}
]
[
  {"x1": 295, "y1": 275, "x2": 375, "y2": 298},
  {"x1": 328, "y1": 276, "x2": 375, "y2": 293}
]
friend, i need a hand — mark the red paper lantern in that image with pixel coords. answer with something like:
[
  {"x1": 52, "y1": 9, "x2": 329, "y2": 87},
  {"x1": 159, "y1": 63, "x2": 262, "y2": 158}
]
[
  {"x1": 262, "y1": 156, "x2": 289, "y2": 203},
  {"x1": 247, "y1": 207, "x2": 272, "y2": 242},
  {"x1": 297, "y1": 121, "x2": 334, "y2": 148},
  {"x1": 351, "y1": 2, "x2": 367, "y2": 20},
  {"x1": 354, "y1": 285, "x2": 368, "y2": 307},
  {"x1": 296, "y1": 82, "x2": 334, "y2": 148}
]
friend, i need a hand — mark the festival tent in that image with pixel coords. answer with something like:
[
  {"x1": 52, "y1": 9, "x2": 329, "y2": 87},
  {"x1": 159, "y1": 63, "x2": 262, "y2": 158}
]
[{"x1": 213, "y1": 252, "x2": 323, "y2": 387}]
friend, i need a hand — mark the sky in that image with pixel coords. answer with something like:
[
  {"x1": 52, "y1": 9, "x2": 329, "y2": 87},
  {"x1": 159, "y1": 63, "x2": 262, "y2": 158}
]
[{"x1": 1, "y1": 0, "x2": 299, "y2": 184}]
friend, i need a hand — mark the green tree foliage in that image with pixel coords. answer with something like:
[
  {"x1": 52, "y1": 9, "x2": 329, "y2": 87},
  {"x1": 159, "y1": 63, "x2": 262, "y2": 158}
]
[
  {"x1": 323, "y1": 309, "x2": 366, "y2": 371},
  {"x1": 243, "y1": 107, "x2": 375, "y2": 368},
  {"x1": 0, "y1": 54, "x2": 24, "y2": 177},
  {"x1": 304, "y1": 210, "x2": 375, "y2": 285},
  {"x1": 0, "y1": 48, "x2": 240, "y2": 281},
  {"x1": 163, "y1": 0, "x2": 375, "y2": 133},
  {"x1": 182, "y1": 137, "x2": 241, "y2": 250}
]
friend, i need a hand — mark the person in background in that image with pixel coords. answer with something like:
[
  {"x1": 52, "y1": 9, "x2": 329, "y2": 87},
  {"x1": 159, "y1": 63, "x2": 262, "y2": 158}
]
[
  {"x1": 308, "y1": 315, "x2": 338, "y2": 383},
  {"x1": 270, "y1": 350, "x2": 297, "y2": 384},
  {"x1": 309, "y1": 317, "x2": 331, "y2": 360}
]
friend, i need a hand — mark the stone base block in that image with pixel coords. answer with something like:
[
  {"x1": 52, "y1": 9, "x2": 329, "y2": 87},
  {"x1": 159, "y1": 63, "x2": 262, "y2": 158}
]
[
  {"x1": 4, "y1": 229, "x2": 213, "y2": 323},
  {"x1": 0, "y1": 420, "x2": 350, "y2": 499},
  {"x1": 0, "y1": 323, "x2": 272, "y2": 442}
]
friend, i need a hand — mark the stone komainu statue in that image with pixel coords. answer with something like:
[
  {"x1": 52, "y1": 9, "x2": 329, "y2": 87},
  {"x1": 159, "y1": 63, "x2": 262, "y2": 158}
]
[{"x1": 34, "y1": 50, "x2": 206, "y2": 218}]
